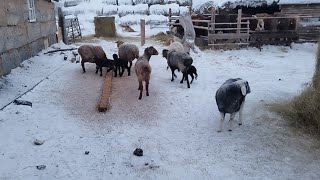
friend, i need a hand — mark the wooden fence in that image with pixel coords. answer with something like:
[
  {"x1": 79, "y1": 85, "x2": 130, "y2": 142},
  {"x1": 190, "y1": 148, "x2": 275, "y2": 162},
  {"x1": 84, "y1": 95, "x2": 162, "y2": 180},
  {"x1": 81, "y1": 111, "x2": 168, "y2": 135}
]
[{"x1": 168, "y1": 8, "x2": 319, "y2": 49}]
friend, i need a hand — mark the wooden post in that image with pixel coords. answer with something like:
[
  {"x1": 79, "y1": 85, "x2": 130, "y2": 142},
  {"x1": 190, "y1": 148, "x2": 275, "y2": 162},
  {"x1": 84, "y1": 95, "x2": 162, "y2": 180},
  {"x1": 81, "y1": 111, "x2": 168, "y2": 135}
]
[
  {"x1": 209, "y1": 7, "x2": 216, "y2": 45},
  {"x1": 169, "y1": 8, "x2": 172, "y2": 22},
  {"x1": 295, "y1": 16, "x2": 300, "y2": 32},
  {"x1": 237, "y1": 9, "x2": 242, "y2": 43},
  {"x1": 58, "y1": 7, "x2": 68, "y2": 44},
  {"x1": 141, "y1": 19, "x2": 145, "y2": 46},
  {"x1": 188, "y1": 6, "x2": 192, "y2": 15}
]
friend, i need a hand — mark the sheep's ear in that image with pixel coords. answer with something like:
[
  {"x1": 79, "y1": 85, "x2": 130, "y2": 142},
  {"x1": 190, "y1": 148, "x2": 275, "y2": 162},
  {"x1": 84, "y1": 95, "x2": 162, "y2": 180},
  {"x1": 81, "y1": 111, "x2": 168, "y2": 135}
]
[{"x1": 240, "y1": 84, "x2": 247, "y2": 96}]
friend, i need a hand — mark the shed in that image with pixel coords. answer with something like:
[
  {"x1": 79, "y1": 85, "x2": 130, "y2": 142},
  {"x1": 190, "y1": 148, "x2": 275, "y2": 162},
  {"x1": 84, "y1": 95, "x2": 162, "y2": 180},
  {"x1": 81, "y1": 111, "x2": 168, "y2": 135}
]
[{"x1": 0, "y1": 0, "x2": 57, "y2": 76}]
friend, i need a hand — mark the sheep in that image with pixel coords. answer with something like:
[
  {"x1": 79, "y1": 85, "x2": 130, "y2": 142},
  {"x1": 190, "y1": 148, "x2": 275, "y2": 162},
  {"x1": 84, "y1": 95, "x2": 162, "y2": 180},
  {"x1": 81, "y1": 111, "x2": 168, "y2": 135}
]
[
  {"x1": 166, "y1": 51, "x2": 193, "y2": 88},
  {"x1": 162, "y1": 41, "x2": 186, "y2": 76},
  {"x1": 112, "y1": 54, "x2": 129, "y2": 77},
  {"x1": 93, "y1": 56, "x2": 116, "y2": 77},
  {"x1": 134, "y1": 46, "x2": 159, "y2": 100},
  {"x1": 116, "y1": 40, "x2": 139, "y2": 76},
  {"x1": 215, "y1": 78, "x2": 251, "y2": 132},
  {"x1": 186, "y1": 65, "x2": 198, "y2": 84},
  {"x1": 77, "y1": 45, "x2": 106, "y2": 73}
]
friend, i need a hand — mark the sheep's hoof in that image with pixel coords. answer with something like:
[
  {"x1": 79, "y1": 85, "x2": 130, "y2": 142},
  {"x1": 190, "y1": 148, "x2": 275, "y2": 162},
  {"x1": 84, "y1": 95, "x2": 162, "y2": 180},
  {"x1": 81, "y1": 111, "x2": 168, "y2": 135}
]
[
  {"x1": 138, "y1": 97, "x2": 142, "y2": 100},
  {"x1": 171, "y1": 79, "x2": 174, "y2": 82}
]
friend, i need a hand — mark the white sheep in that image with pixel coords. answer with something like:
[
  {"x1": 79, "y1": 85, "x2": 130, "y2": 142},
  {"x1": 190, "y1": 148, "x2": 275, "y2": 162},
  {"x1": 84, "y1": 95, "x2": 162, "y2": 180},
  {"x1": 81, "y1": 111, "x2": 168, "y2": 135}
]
[
  {"x1": 78, "y1": 45, "x2": 106, "y2": 73},
  {"x1": 116, "y1": 40, "x2": 139, "y2": 76},
  {"x1": 215, "y1": 78, "x2": 251, "y2": 132},
  {"x1": 134, "y1": 46, "x2": 159, "y2": 100}
]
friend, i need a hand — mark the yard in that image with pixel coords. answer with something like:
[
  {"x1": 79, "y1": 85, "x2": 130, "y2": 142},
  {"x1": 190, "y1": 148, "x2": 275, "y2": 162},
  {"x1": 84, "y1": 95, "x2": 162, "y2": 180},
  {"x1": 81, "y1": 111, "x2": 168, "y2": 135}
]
[{"x1": 0, "y1": 37, "x2": 320, "y2": 179}]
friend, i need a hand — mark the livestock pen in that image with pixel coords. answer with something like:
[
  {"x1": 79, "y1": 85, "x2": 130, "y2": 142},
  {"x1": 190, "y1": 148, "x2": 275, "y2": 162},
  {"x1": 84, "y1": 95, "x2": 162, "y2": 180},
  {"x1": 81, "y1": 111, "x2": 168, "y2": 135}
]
[{"x1": 168, "y1": 8, "x2": 319, "y2": 49}]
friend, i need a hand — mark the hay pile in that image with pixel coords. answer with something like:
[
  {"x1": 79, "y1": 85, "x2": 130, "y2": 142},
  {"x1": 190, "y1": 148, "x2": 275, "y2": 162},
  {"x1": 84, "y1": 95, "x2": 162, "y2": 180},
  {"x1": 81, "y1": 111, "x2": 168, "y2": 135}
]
[{"x1": 272, "y1": 40, "x2": 320, "y2": 136}]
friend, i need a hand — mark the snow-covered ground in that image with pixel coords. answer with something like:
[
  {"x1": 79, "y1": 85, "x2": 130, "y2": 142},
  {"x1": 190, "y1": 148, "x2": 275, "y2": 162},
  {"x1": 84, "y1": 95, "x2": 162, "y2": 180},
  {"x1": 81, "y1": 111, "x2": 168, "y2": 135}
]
[
  {"x1": 1, "y1": 0, "x2": 320, "y2": 179},
  {"x1": 0, "y1": 37, "x2": 320, "y2": 179}
]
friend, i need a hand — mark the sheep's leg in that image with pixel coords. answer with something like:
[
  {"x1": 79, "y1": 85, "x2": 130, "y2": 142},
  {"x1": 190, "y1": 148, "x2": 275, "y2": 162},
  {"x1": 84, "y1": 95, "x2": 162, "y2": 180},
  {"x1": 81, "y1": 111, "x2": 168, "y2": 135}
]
[
  {"x1": 180, "y1": 72, "x2": 184, "y2": 84},
  {"x1": 186, "y1": 72, "x2": 190, "y2": 88},
  {"x1": 129, "y1": 61, "x2": 133, "y2": 69},
  {"x1": 100, "y1": 67, "x2": 103, "y2": 76},
  {"x1": 95, "y1": 66, "x2": 99, "y2": 74},
  {"x1": 217, "y1": 112, "x2": 225, "y2": 132},
  {"x1": 229, "y1": 113, "x2": 236, "y2": 131},
  {"x1": 127, "y1": 66, "x2": 131, "y2": 76},
  {"x1": 120, "y1": 66, "x2": 125, "y2": 77},
  {"x1": 138, "y1": 81, "x2": 143, "y2": 100},
  {"x1": 190, "y1": 74, "x2": 194, "y2": 84},
  {"x1": 239, "y1": 100, "x2": 245, "y2": 125},
  {"x1": 146, "y1": 81, "x2": 149, "y2": 96},
  {"x1": 170, "y1": 68, "x2": 175, "y2": 81},
  {"x1": 81, "y1": 62, "x2": 86, "y2": 73}
]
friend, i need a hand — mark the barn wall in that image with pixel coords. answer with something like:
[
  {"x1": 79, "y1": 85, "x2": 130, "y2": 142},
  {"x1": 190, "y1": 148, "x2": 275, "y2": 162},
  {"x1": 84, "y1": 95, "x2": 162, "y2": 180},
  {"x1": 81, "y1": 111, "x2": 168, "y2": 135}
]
[{"x1": 0, "y1": 0, "x2": 57, "y2": 77}]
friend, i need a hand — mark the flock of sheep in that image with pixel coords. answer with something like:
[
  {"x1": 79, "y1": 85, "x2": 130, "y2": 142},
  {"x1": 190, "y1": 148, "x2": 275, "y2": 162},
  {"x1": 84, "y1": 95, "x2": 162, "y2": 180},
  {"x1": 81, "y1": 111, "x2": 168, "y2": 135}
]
[{"x1": 77, "y1": 41, "x2": 251, "y2": 132}]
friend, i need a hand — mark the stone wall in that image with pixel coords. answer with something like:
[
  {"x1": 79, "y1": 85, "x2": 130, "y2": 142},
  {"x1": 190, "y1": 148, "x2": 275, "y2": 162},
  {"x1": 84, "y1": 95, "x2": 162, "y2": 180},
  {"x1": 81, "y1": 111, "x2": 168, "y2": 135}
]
[{"x1": 0, "y1": 0, "x2": 57, "y2": 76}]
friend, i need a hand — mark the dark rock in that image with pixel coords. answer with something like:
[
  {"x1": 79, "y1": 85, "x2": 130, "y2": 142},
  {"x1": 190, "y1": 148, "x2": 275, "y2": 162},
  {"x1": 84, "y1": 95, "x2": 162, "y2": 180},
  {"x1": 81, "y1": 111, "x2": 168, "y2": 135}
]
[
  {"x1": 34, "y1": 139, "x2": 44, "y2": 145},
  {"x1": 85, "y1": 151, "x2": 89, "y2": 155},
  {"x1": 133, "y1": 148, "x2": 143, "y2": 156}
]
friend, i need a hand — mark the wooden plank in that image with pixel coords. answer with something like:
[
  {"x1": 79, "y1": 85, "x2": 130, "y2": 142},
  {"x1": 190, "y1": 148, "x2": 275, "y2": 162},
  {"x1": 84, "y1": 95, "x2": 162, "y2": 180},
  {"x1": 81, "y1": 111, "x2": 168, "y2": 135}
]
[
  {"x1": 208, "y1": 42, "x2": 249, "y2": 46},
  {"x1": 214, "y1": 27, "x2": 250, "y2": 31},
  {"x1": 192, "y1": 19, "x2": 210, "y2": 23},
  {"x1": 193, "y1": 25, "x2": 208, "y2": 30},
  {"x1": 209, "y1": 22, "x2": 250, "y2": 25},
  {"x1": 209, "y1": 33, "x2": 249, "y2": 40}
]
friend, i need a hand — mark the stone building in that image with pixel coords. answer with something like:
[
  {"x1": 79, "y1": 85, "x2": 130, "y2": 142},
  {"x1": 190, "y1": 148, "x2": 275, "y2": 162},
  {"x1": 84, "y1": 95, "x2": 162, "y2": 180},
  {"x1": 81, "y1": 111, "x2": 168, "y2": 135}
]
[{"x1": 0, "y1": 0, "x2": 58, "y2": 76}]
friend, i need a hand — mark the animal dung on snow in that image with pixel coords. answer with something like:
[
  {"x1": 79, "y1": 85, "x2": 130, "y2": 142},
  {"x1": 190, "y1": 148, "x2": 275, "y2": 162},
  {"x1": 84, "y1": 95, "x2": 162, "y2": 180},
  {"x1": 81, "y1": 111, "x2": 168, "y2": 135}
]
[{"x1": 133, "y1": 148, "x2": 143, "y2": 156}]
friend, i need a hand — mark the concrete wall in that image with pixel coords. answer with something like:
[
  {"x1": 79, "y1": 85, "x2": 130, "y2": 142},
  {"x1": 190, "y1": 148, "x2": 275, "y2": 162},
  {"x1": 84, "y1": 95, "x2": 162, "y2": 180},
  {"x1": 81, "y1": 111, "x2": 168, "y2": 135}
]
[{"x1": 0, "y1": 0, "x2": 57, "y2": 76}]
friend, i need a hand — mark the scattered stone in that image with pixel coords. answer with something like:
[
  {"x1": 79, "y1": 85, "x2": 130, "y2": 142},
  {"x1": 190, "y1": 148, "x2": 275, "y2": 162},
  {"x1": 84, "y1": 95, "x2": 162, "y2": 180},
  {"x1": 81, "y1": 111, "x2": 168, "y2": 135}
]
[
  {"x1": 34, "y1": 139, "x2": 44, "y2": 145},
  {"x1": 85, "y1": 151, "x2": 90, "y2": 155},
  {"x1": 144, "y1": 163, "x2": 149, "y2": 166},
  {"x1": 13, "y1": 100, "x2": 32, "y2": 107},
  {"x1": 133, "y1": 148, "x2": 143, "y2": 156},
  {"x1": 36, "y1": 165, "x2": 46, "y2": 170},
  {"x1": 279, "y1": 78, "x2": 282, "y2": 81}
]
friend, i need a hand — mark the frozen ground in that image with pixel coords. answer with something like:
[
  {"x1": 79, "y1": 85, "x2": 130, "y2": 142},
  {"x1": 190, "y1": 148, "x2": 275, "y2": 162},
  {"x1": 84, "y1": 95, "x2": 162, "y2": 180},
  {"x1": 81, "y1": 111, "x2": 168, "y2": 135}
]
[{"x1": 0, "y1": 38, "x2": 320, "y2": 179}]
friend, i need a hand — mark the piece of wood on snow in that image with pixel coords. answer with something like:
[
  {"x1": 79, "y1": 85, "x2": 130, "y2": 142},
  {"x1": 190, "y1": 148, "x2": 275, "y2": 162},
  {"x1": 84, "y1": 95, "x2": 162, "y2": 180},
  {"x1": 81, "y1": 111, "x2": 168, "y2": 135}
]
[{"x1": 97, "y1": 72, "x2": 113, "y2": 112}]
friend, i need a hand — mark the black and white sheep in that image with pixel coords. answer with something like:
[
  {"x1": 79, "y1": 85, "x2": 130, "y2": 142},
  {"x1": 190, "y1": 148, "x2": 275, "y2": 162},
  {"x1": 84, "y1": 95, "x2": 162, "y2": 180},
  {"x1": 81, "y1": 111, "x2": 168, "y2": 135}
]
[
  {"x1": 134, "y1": 46, "x2": 159, "y2": 100},
  {"x1": 215, "y1": 78, "x2": 251, "y2": 132},
  {"x1": 166, "y1": 51, "x2": 193, "y2": 88},
  {"x1": 93, "y1": 56, "x2": 116, "y2": 77},
  {"x1": 116, "y1": 40, "x2": 139, "y2": 76},
  {"x1": 78, "y1": 45, "x2": 106, "y2": 73}
]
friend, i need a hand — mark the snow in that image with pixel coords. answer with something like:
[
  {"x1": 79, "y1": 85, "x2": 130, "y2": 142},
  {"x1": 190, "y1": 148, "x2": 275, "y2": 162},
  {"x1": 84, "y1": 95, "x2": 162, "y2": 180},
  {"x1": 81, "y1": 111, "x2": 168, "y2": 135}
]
[
  {"x1": 1, "y1": 0, "x2": 320, "y2": 179},
  {"x1": 1, "y1": 36, "x2": 320, "y2": 179},
  {"x1": 279, "y1": 0, "x2": 320, "y2": 5}
]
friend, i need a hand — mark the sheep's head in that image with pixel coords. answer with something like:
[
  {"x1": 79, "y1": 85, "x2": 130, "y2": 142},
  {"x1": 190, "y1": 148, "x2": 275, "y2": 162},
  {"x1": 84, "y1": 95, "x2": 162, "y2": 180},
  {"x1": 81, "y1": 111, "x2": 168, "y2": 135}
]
[
  {"x1": 236, "y1": 79, "x2": 251, "y2": 96},
  {"x1": 115, "y1": 40, "x2": 125, "y2": 48},
  {"x1": 145, "y1": 46, "x2": 159, "y2": 56},
  {"x1": 162, "y1": 49, "x2": 169, "y2": 59},
  {"x1": 112, "y1": 54, "x2": 118, "y2": 60}
]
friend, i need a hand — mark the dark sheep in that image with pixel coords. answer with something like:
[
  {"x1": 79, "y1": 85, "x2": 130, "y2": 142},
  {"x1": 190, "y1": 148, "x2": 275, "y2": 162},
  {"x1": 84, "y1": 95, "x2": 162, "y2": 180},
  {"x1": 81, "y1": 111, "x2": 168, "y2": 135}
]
[
  {"x1": 112, "y1": 54, "x2": 130, "y2": 77},
  {"x1": 93, "y1": 56, "x2": 115, "y2": 77},
  {"x1": 166, "y1": 51, "x2": 193, "y2": 88},
  {"x1": 215, "y1": 78, "x2": 251, "y2": 132}
]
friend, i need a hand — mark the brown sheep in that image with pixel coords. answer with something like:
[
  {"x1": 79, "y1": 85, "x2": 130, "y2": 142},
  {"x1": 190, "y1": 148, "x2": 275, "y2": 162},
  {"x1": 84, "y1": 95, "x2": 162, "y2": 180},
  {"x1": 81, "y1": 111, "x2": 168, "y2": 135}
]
[
  {"x1": 134, "y1": 46, "x2": 159, "y2": 100},
  {"x1": 78, "y1": 45, "x2": 106, "y2": 73}
]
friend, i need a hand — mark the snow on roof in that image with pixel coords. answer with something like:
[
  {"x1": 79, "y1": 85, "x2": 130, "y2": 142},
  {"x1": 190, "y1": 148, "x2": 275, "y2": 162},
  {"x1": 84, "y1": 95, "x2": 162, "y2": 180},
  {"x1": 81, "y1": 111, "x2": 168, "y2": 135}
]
[
  {"x1": 192, "y1": 0, "x2": 277, "y2": 12},
  {"x1": 279, "y1": 0, "x2": 320, "y2": 5}
]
